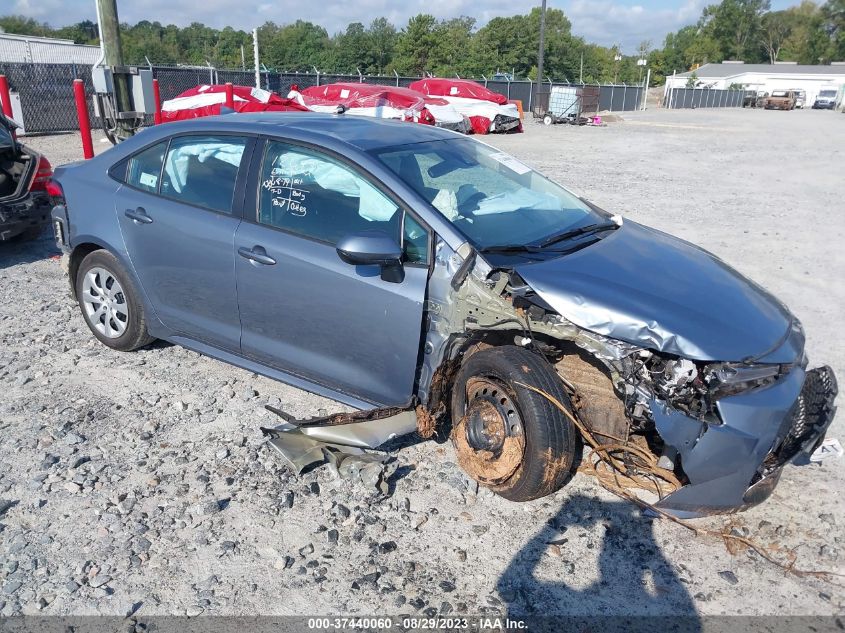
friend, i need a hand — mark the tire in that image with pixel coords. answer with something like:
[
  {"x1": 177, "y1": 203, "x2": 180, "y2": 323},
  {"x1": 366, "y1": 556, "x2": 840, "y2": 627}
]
[
  {"x1": 450, "y1": 345, "x2": 578, "y2": 502},
  {"x1": 75, "y1": 249, "x2": 155, "y2": 351},
  {"x1": 543, "y1": 114, "x2": 554, "y2": 126}
]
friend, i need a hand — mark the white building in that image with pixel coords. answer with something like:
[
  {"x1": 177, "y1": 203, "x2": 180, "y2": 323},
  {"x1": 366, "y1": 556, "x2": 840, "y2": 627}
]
[
  {"x1": 0, "y1": 32, "x2": 100, "y2": 65},
  {"x1": 666, "y1": 61, "x2": 845, "y2": 107}
]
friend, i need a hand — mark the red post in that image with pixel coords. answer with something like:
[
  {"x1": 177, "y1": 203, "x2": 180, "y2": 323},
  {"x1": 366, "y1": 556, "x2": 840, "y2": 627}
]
[
  {"x1": 153, "y1": 78, "x2": 162, "y2": 125},
  {"x1": 73, "y1": 79, "x2": 94, "y2": 160},
  {"x1": 225, "y1": 82, "x2": 235, "y2": 110},
  {"x1": 0, "y1": 75, "x2": 15, "y2": 140}
]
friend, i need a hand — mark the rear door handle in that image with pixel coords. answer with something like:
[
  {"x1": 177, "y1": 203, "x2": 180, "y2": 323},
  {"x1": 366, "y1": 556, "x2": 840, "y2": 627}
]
[
  {"x1": 125, "y1": 207, "x2": 153, "y2": 224},
  {"x1": 238, "y1": 245, "x2": 276, "y2": 266}
]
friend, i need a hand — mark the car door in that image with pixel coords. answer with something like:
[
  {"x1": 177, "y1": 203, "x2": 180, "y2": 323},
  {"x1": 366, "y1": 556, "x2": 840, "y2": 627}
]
[
  {"x1": 234, "y1": 139, "x2": 430, "y2": 406},
  {"x1": 116, "y1": 134, "x2": 253, "y2": 352}
]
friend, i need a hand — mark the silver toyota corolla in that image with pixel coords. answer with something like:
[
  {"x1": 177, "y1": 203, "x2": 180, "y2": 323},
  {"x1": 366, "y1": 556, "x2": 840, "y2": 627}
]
[{"x1": 51, "y1": 112, "x2": 837, "y2": 518}]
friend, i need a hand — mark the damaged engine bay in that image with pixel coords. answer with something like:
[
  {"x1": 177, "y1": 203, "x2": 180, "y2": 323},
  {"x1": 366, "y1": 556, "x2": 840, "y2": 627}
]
[{"x1": 264, "y1": 236, "x2": 837, "y2": 518}]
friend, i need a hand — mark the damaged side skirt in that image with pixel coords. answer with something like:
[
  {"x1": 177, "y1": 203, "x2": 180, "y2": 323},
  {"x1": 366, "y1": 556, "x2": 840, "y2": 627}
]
[{"x1": 259, "y1": 404, "x2": 419, "y2": 492}]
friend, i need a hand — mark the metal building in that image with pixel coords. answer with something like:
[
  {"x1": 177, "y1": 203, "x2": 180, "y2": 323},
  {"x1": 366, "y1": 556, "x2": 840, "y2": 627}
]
[
  {"x1": 666, "y1": 62, "x2": 845, "y2": 108},
  {"x1": 0, "y1": 32, "x2": 100, "y2": 65}
]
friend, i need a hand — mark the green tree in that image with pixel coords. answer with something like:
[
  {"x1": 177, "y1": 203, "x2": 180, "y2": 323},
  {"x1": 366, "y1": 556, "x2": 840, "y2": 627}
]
[{"x1": 393, "y1": 14, "x2": 438, "y2": 75}]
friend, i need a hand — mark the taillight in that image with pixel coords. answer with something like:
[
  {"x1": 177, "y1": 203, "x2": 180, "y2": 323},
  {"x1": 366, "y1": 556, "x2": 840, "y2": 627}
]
[
  {"x1": 29, "y1": 155, "x2": 53, "y2": 192},
  {"x1": 46, "y1": 179, "x2": 64, "y2": 201}
]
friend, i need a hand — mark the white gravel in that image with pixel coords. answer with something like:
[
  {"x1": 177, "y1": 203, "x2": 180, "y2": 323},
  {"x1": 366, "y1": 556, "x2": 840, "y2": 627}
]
[{"x1": 0, "y1": 108, "x2": 842, "y2": 619}]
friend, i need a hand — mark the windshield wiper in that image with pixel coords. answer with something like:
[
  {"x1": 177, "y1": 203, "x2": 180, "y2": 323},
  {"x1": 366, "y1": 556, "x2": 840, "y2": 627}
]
[
  {"x1": 539, "y1": 221, "x2": 618, "y2": 248},
  {"x1": 478, "y1": 244, "x2": 546, "y2": 254}
]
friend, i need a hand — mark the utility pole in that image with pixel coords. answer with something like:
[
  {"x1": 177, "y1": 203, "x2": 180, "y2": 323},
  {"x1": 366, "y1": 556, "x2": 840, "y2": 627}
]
[
  {"x1": 534, "y1": 0, "x2": 547, "y2": 109},
  {"x1": 96, "y1": 0, "x2": 133, "y2": 138}
]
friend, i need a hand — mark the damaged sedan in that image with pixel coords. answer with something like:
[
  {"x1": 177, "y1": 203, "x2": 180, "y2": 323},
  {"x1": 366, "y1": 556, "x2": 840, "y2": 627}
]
[{"x1": 50, "y1": 112, "x2": 836, "y2": 518}]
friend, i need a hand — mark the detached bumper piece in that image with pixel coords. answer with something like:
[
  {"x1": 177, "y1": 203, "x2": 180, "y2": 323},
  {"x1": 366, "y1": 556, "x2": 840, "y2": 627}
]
[
  {"x1": 654, "y1": 366, "x2": 838, "y2": 518},
  {"x1": 259, "y1": 404, "x2": 418, "y2": 494}
]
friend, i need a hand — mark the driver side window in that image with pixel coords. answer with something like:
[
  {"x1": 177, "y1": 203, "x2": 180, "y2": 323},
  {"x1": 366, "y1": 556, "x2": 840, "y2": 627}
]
[{"x1": 257, "y1": 141, "x2": 428, "y2": 264}]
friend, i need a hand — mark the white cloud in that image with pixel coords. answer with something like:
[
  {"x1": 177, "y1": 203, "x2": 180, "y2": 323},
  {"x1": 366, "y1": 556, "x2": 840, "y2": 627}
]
[{"x1": 564, "y1": 0, "x2": 706, "y2": 51}]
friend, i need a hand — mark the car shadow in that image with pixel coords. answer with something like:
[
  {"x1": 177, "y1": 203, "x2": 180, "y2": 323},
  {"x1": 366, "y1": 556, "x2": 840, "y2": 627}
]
[
  {"x1": 0, "y1": 230, "x2": 60, "y2": 270},
  {"x1": 496, "y1": 494, "x2": 701, "y2": 632}
]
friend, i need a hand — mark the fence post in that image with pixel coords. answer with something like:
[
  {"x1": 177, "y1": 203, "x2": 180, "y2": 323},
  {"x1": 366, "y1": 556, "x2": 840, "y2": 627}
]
[
  {"x1": 225, "y1": 82, "x2": 234, "y2": 109},
  {"x1": 73, "y1": 79, "x2": 94, "y2": 160},
  {"x1": 506, "y1": 77, "x2": 511, "y2": 100},
  {"x1": 622, "y1": 84, "x2": 627, "y2": 111},
  {"x1": 152, "y1": 78, "x2": 162, "y2": 125},
  {"x1": 528, "y1": 80, "x2": 533, "y2": 112},
  {"x1": 394, "y1": 70, "x2": 399, "y2": 87},
  {"x1": 609, "y1": 84, "x2": 615, "y2": 112}
]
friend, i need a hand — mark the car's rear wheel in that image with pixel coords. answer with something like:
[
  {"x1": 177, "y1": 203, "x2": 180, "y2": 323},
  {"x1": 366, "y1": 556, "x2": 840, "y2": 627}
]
[
  {"x1": 450, "y1": 345, "x2": 579, "y2": 501},
  {"x1": 75, "y1": 250, "x2": 154, "y2": 351}
]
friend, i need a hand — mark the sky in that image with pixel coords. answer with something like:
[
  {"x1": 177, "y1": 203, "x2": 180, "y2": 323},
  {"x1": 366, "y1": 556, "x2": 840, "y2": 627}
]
[{"x1": 8, "y1": 0, "x2": 799, "y2": 52}]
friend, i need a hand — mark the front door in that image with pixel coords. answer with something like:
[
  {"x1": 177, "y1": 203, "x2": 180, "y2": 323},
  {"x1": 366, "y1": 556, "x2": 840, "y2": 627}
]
[
  {"x1": 234, "y1": 140, "x2": 430, "y2": 406},
  {"x1": 117, "y1": 134, "x2": 251, "y2": 351}
]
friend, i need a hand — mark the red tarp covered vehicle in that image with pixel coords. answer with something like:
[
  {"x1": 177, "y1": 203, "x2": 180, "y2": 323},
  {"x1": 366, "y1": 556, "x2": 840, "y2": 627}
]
[
  {"x1": 288, "y1": 82, "x2": 470, "y2": 133},
  {"x1": 409, "y1": 78, "x2": 521, "y2": 134},
  {"x1": 161, "y1": 84, "x2": 308, "y2": 121}
]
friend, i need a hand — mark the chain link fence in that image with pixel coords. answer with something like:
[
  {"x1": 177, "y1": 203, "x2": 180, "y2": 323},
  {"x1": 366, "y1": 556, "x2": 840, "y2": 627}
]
[{"x1": 1, "y1": 61, "x2": 648, "y2": 134}]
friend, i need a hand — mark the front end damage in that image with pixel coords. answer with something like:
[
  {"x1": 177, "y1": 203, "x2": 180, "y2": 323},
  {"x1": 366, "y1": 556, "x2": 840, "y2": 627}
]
[
  {"x1": 262, "y1": 231, "x2": 836, "y2": 517},
  {"x1": 414, "y1": 236, "x2": 838, "y2": 518}
]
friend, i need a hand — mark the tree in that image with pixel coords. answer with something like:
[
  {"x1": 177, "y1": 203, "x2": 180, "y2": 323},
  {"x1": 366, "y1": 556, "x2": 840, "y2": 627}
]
[
  {"x1": 393, "y1": 14, "x2": 438, "y2": 75},
  {"x1": 701, "y1": 0, "x2": 771, "y2": 61},
  {"x1": 761, "y1": 11, "x2": 792, "y2": 62},
  {"x1": 368, "y1": 18, "x2": 397, "y2": 74}
]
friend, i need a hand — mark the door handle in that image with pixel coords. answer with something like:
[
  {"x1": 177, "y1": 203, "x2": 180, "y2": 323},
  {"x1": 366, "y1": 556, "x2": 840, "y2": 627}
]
[
  {"x1": 125, "y1": 207, "x2": 153, "y2": 224},
  {"x1": 238, "y1": 246, "x2": 276, "y2": 266}
]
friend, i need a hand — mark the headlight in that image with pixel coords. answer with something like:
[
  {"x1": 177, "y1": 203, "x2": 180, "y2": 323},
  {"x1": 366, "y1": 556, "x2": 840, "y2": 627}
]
[{"x1": 706, "y1": 363, "x2": 784, "y2": 398}]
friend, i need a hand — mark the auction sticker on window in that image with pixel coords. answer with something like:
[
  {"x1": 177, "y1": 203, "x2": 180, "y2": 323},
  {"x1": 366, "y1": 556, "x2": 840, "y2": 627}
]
[
  {"x1": 139, "y1": 172, "x2": 158, "y2": 188},
  {"x1": 488, "y1": 151, "x2": 531, "y2": 175}
]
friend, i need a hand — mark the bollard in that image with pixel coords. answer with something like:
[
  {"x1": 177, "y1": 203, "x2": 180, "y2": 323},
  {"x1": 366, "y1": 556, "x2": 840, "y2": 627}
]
[
  {"x1": 153, "y1": 78, "x2": 162, "y2": 125},
  {"x1": 225, "y1": 82, "x2": 234, "y2": 110},
  {"x1": 73, "y1": 79, "x2": 94, "y2": 160},
  {"x1": 0, "y1": 75, "x2": 15, "y2": 140}
]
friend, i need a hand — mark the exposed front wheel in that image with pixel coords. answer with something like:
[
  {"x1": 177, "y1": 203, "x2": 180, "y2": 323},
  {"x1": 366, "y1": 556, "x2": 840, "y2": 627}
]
[
  {"x1": 450, "y1": 346, "x2": 579, "y2": 501},
  {"x1": 543, "y1": 114, "x2": 554, "y2": 126},
  {"x1": 75, "y1": 250, "x2": 155, "y2": 351}
]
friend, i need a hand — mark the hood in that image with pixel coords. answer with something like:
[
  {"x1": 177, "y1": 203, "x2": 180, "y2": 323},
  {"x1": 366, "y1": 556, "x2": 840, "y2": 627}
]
[{"x1": 514, "y1": 221, "x2": 800, "y2": 362}]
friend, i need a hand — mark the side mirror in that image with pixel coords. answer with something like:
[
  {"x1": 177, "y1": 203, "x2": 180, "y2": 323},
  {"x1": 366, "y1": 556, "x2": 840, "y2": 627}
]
[{"x1": 336, "y1": 230, "x2": 404, "y2": 283}]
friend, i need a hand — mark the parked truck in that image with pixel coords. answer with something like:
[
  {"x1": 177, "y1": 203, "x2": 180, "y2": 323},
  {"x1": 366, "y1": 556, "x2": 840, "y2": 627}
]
[{"x1": 763, "y1": 90, "x2": 797, "y2": 110}]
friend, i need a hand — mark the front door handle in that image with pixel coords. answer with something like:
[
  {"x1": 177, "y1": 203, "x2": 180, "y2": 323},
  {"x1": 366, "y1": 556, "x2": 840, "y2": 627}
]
[
  {"x1": 125, "y1": 207, "x2": 153, "y2": 224},
  {"x1": 238, "y1": 245, "x2": 276, "y2": 266}
]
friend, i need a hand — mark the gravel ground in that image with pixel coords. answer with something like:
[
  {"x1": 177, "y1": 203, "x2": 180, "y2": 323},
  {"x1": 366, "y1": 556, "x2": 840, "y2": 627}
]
[{"x1": 0, "y1": 108, "x2": 843, "y2": 620}]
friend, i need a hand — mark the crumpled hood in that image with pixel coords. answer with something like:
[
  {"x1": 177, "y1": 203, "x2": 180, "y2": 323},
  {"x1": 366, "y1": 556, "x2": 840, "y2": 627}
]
[{"x1": 514, "y1": 221, "x2": 799, "y2": 362}]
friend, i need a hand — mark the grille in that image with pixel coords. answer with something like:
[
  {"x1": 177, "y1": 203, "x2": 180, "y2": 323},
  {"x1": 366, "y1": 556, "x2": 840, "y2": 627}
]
[{"x1": 762, "y1": 366, "x2": 838, "y2": 474}]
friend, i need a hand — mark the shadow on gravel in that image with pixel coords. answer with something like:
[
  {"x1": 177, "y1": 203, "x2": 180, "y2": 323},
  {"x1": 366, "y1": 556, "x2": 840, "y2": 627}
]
[
  {"x1": 496, "y1": 494, "x2": 701, "y2": 632},
  {"x1": 0, "y1": 231, "x2": 60, "y2": 270}
]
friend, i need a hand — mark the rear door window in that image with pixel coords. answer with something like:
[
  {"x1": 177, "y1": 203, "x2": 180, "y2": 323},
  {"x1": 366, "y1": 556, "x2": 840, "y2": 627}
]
[
  {"x1": 160, "y1": 135, "x2": 248, "y2": 214},
  {"x1": 125, "y1": 141, "x2": 167, "y2": 193}
]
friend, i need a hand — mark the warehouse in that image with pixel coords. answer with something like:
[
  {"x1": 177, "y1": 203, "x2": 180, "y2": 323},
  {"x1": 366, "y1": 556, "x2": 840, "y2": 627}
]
[
  {"x1": 666, "y1": 61, "x2": 845, "y2": 108},
  {"x1": 0, "y1": 32, "x2": 100, "y2": 65}
]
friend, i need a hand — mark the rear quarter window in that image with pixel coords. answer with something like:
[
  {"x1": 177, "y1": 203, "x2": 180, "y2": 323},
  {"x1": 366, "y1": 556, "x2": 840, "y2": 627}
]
[{"x1": 124, "y1": 141, "x2": 168, "y2": 193}]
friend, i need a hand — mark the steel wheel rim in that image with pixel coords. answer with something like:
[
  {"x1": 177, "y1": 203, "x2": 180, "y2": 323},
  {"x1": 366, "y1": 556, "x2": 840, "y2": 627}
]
[
  {"x1": 81, "y1": 266, "x2": 129, "y2": 339},
  {"x1": 452, "y1": 376, "x2": 526, "y2": 485}
]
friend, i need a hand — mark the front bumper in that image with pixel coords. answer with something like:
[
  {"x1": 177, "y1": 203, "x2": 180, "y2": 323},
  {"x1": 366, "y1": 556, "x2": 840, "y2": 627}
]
[
  {"x1": 812, "y1": 102, "x2": 835, "y2": 109},
  {"x1": 652, "y1": 366, "x2": 837, "y2": 518},
  {"x1": 0, "y1": 192, "x2": 52, "y2": 241}
]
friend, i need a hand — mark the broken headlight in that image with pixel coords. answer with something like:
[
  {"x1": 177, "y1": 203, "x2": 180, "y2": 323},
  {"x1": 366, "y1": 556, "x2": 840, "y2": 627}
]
[{"x1": 704, "y1": 362, "x2": 785, "y2": 399}]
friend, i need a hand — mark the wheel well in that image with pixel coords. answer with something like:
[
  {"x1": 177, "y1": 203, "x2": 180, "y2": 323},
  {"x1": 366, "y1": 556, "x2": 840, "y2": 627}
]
[{"x1": 69, "y1": 243, "x2": 103, "y2": 290}]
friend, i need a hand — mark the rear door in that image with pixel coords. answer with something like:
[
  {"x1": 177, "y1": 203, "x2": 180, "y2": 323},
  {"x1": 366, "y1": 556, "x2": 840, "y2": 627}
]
[
  {"x1": 116, "y1": 134, "x2": 253, "y2": 352},
  {"x1": 234, "y1": 139, "x2": 430, "y2": 406}
]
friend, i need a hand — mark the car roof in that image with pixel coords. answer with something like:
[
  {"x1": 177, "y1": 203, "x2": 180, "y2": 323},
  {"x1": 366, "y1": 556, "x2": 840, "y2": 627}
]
[{"x1": 162, "y1": 111, "x2": 462, "y2": 152}]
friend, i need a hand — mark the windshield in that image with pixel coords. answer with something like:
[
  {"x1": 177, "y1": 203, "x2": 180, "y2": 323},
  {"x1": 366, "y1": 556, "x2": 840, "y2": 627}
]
[
  {"x1": 373, "y1": 139, "x2": 601, "y2": 249},
  {"x1": 819, "y1": 90, "x2": 837, "y2": 97},
  {"x1": 772, "y1": 91, "x2": 788, "y2": 97}
]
